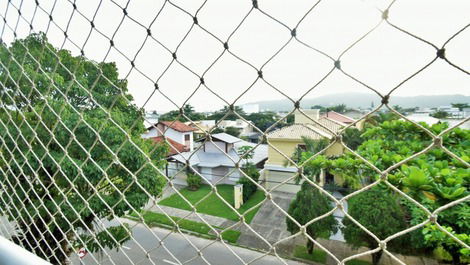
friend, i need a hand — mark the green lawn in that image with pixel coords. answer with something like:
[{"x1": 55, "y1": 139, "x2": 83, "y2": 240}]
[
  {"x1": 159, "y1": 184, "x2": 265, "y2": 224},
  {"x1": 345, "y1": 260, "x2": 371, "y2": 265},
  {"x1": 293, "y1": 245, "x2": 327, "y2": 264},
  {"x1": 129, "y1": 210, "x2": 241, "y2": 243}
]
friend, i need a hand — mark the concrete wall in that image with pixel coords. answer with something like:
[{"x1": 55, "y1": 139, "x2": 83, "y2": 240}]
[
  {"x1": 204, "y1": 141, "x2": 227, "y2": 153},
  {"x1": 294, "y1": 109, "x2": 320, "y2": 124},
  {"x1": 262, "y1": 169, "x2": 301, "y2": 194}
]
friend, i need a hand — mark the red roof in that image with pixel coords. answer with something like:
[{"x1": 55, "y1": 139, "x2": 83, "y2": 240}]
[
  {"x1": 159, "y1": 121, "x2": 197, "y2": 132},
  {"x1": 322, "y1": 111, "x2": 355, "y2": 124},
  {"x1": 150, "y1": 136, "x2": 187, "y2": 156}
]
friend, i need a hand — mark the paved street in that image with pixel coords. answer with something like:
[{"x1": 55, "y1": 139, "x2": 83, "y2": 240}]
[{"x1": 71, "y1": 218, "x2": 305, "y2": 265}]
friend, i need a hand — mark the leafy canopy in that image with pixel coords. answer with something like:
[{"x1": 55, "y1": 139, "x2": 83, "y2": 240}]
[{"x1": 0, "y1": 33, "x2": 167, "y2": 263}]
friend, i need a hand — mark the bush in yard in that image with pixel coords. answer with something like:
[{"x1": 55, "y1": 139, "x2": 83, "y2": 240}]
[
  {"x1": 187, "y1": 173, "x2": 203, "y2": 191},
  {"x1": 286, "y1": 181, "x2": 338, "y2": 254},
  {"x1": 237, "y1": 165, "x2": 260, "y2": 202},
  {"x1": 342, "y1": 186, "x2": 408, "y2": 265}
]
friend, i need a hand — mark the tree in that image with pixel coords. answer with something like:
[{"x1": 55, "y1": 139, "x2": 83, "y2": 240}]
[
  {"x1": 211, "y1": 127, "x2": 224, "y2": 134},
  {"x1": 0, "y1": 33, "x2": 167, "y2": 264},
  {"x1": 245, "y1": 111, "x2": 279, "y2": 132},
  {"x1": 451, "y1": 103, "x2": 469, "y2": 111},
  {"x1": 330, "y1": 120, "x2": 469, "y2": 263},
  {"x1": 207, "y1": 106, "x2": 246, "y2": 121},
  {"x1": 158, "y1": 104, "x2": 205, "y2": 122},
  {"x1": 237, "y1": 145, "x2": 254, "y2": 166},
  {"x1": 224, "y1": 126, "x2": 241, "y2": 137},
  {"x1": 342, "y1": 186, "x2": 408, "y2": 265},
  {"x1": 431, "y1": 110, "x2": 449, "y2": 119},
  {"x1": 311, "y1": 105, "x2": 326, "y2": 112},
  {"x1": 342, "y1": 127, "x2": 364, "y2": 150},
  {"x1": 327, "y1": 104, "x2": 348, "y2": 113},
  {"x1": 286, "y1": 181, "x2": 338, "y2": 254}
]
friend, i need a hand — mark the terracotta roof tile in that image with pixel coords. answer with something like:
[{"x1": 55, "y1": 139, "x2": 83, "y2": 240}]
[
  {"x1": 159, "y1": 121, "x2": 197, "y2": 132},
  {"x1": 321, "y1": 111, "x2": 355, "y2": 124},
  {"x1": 150, "y1": 136, "x2": 187, "y2": 156}
]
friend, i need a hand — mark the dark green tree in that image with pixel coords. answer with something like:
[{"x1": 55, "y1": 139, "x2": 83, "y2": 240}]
[
  {"x1": 342, "y1": 127, "x2": 364, "y2": 150},
  {"x1": 451, "y1": 103, "x2": 469, "y2": 111},
  {"x1": 245, "y1": 111, "x2": 279, "y2": 132},
  {"x1": 0, "y1": 33, "x2": 167, "y2": 264},
  {"x1": 207, "y1": 106, "x2": 246, "y2": 121},
  {"x1": 211, "y1": 127, "x2": 225, "y2": 134},
  {"x1": 327, "y1": 104, "x2": 348, "y2": 113},
  {"x1": 431, "y1": 110, "x2": 449, "y2": 119},
  {"x1": 342, "y1": 186, "x2": 408, "y2": 265},
  {"x1": 158, "y1": 104, "x2": 205, "y2": 122},
  {"x1": 224, "y1": 126, "x2": 241, "y2": 137},
  {"x1": 311, "y1": 105, "x2": 326, "y2": 111},
  {"x1": 286, "y1": 181, "x2": 338, "y2": 254},
  {"x1": 330, "y1": 120, "x2": 470, "y2": 263}
]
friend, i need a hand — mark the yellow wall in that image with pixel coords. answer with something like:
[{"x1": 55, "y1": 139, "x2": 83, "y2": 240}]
[{"x1": 266, "y1": 138, "x2": 344, "y2": 166}]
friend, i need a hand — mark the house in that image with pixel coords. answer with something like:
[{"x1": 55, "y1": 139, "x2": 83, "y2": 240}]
[
  {"x1": 186, "y1": 120, "x2": 216, "y2": 140},
  {"x1": 142, "y1": 120, "x2": 197, "y2": 154},
  {"x1": 405, "y1": 113, "x2": 440, "y2": 125},
  {"x1": 169, "y1": 133, "x2": 268, "y2": 185},
  {"x1": 342, "y1": 109, "x2": 364, "y2": 120},
  {"x1": 437, "y1": 106, "x2": 464, "y2": 118},
  {"x1": 321, "y1": 110, "x2": 364, "y2": 129},
  {"x1": 262, "y1": 109, "x2": 348, "y2": 193},
  {"x1": 218, "y1": 119, "x2": 255, "y2": 137}
]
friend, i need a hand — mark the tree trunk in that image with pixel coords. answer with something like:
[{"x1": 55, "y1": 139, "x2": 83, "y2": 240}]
[
  {"x1": 451, "y1": 251, "x2": 461, "y2": 265},
  {"x1": 371, "y1": 250, "x2": 383, "y2": 265},
  {"x1": 307, "y1": 240, "x2": 315, "y2": 254}
]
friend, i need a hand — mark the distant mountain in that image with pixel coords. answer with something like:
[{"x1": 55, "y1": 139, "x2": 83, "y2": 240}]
[{"x1": 243, "y1": 93, "x2": 470, "y2": 112}]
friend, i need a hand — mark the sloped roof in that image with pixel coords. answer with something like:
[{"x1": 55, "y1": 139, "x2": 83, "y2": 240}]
[
  {"x1": 266, "y1": 117, "x2": 345, "y2": 140},
  {"x1": 211, "y1": 133, "x2": 242, "y2": 143},
  {"x1": 150, "y1": 136, "x2": 187, "y2": 156},
  {"x1": 158, "y1": 121, "x2": 197, "y2": 132},
  {"x1": 267, "y1": 124, "x2": 331, "y2": 140},
  {"x1": 171, "y1": 140, "x2": 267, "y2": 168},
  {"x1": 322, "y1": 111, "x2": 356, "y2": 124}
]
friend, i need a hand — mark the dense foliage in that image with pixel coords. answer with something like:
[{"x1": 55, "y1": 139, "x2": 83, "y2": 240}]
[
  {"x1": 237, "y1": 165, "x2": 260, "y2": 202},
  {"x1": 325, "y1": 120, "x2": 469, "y2": 263},
  {"x1": 342, "y1": 186, "x2": 408, "y2": 265},
  {"x1": 158, "y1": 104, "x2": 206, "y2": 122},
  {"x1": 286, "y1": 181, "x2": 338, "y2": 254},
  {"x1": 186, "y1": 172, "x2": 203, "y2": 191},
  {"x1": 0, "y1": 33, "x2": 167, "y2": 264}
]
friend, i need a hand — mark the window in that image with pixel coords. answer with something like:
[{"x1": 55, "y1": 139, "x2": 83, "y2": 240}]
[{"x1": 184, "y1": 134, "x2": 190, "y2": 141}]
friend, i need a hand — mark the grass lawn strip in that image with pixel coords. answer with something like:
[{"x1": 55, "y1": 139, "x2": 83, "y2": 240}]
[
  {"x1": 128, "y1": 210, "x2": 241, "y2": 243},
  {"x1": 293, "y1": 245, "x2": 327, "y2": 263},
  {"x1": 159, "y1": 184, "x2": 265, "y2": 224}
]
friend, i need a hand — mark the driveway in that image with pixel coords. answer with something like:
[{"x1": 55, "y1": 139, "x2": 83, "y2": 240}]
[
  {"x1": 237, "y1": 192, "x2": 298, "y2": 254},
  {"x1": 236, "y1": 190, "x2": 348, "y2": 254}
]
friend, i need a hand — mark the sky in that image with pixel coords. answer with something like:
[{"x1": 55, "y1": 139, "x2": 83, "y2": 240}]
[{"x1": 0, "y1": 0, "x2": 469, "y2": 113}]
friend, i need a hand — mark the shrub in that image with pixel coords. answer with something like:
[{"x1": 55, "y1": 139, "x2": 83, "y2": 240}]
[
  {"x1": 187, "y1": 173, "x2": 203, "y2": 191},
  {"x1": 342, "y1": 185, "x2": 407, "y2": 265},
  {"x1": 237, "y1": 165, "x2": 260, "y2": 202},
  {"x1": 286, "y1": 182, "x2": 338, "y2": 254}
]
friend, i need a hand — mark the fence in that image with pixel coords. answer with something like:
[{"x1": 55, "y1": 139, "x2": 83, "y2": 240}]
[{"x1": 0, "y1": 0, "x2": 469, "y2": 265}]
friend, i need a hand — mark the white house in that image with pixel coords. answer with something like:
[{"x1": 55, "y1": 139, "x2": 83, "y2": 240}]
[
  {"x1": 218, "y1": 119, "x2": 255, "y2": 137},
  {"x1": 170, "y1": 133, "x2": 268, "y2": 185},
  {"x1": 142, "y1": 120, "x2": 197, "y2": 154}
]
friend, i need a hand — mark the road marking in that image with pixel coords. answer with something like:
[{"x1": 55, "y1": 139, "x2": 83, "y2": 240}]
[
  {"x1": 163, "y1": 259, "x2": 179, "y2": 265},
  {"x1": 122, "y1": 246, "x2": 131, "y2": 250}
]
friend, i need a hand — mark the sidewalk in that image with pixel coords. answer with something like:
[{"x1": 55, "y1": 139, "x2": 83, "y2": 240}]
[{"x1": 147, "y1": 204, "x2": 238, "y2": 228}]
